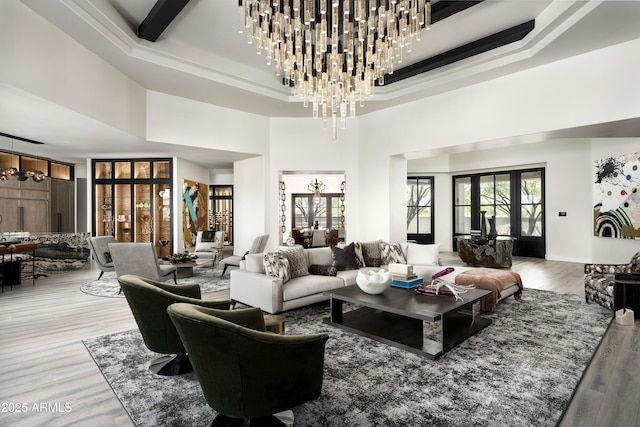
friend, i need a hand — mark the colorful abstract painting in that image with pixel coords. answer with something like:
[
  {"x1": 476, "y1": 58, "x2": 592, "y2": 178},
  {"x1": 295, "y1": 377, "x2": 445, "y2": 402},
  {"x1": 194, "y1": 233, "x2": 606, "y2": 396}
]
[
  {"x1": 593, "y1": 151, "x2": 640, "y2": 238},
  {"x1": 183, "y1": 180, "x2": 208, "y2": 248}
]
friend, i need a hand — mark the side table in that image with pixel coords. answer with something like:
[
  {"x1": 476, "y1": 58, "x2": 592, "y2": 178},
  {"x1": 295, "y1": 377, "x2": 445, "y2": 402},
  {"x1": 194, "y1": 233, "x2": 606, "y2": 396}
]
[
  {"x1": 614, "y1": 272, "x2": 640, "y2": 319},
  {"x1": 264, "y1": 314, "x2": 286, "y2": 334},
  {"x1": 457, "y1": 237, "x2": 515, "y2": 268}
]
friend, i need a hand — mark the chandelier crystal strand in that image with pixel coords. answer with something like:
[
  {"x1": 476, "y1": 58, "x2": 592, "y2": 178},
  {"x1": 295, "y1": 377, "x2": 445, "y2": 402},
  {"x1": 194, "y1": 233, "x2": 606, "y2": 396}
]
[{"x1": 239, "y1": 0, "x2": 430, "y2": 140}]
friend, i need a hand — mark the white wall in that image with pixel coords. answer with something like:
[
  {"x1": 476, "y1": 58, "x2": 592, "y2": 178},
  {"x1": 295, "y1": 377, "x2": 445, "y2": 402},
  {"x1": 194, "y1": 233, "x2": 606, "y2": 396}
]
[
  {"x1": 0, "y1": 1, "x2": 146, "y2": 138},
  {"x1": 267, "y1": 117, "x2": 360, "y2": 250},
  {"x1": 146, "y1": 91, "x2": 269, "y2": 155},
  {"x1": 209, "y1": 170, "x2": 233, "y2": 185},
  {"x1": 233, "y1": 156, "x2": 268, "y2": 256}
]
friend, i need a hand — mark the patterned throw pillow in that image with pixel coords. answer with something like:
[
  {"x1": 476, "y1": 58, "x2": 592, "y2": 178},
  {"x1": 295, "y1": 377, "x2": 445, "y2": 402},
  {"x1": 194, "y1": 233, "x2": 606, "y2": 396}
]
[
  {"x1": 331, "y1": 242, "x2": 360, "y2": 270},
  {"x1": 308, "y1": 264, "x2": 338, "y2": 276},
  {"x1": 263, "y1": 252, "x2": 291, "y2": 283},
  {"x1": 380, "y1": 242, "x2": 407, "y2": 264},
  {"x1": 353, "y1": 242, "x2": 366, "y2": 268},
  {"x1": 360, "y1": 240, "x2": 383, "y2": 267},
  {"x1": 280, "y1": 247, "x2": 309, "y2": 278},
  {"x1": 627, "y1": 251, "x2": 640, "y2": 272}
]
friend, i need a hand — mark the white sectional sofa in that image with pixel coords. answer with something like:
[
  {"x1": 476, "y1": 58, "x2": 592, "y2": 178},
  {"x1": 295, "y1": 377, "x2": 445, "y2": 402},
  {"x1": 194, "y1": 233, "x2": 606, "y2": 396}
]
[
  {"x1": 230, "y1": 246, "x2": 358, "y2": 314},
  {"x1": 229, "y1": 242, "x2": 521, "y2": 314}
]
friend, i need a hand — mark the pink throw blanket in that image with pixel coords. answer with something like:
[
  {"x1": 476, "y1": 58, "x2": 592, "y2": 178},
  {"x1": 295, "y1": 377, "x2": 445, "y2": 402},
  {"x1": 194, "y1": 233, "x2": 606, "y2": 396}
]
[{"x1": 454, "y1": 268, "x2": 523, "y2": 313}]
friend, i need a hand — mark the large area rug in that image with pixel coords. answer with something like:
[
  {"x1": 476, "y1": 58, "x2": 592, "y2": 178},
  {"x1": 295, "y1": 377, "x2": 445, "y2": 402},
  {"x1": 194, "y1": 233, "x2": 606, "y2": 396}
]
[
  {"x1": 79, "y1": 266, "x2": 230, "y2": 297},
  {"x1": 83, "y1": 289, "x2": 611, "y2": 426}
]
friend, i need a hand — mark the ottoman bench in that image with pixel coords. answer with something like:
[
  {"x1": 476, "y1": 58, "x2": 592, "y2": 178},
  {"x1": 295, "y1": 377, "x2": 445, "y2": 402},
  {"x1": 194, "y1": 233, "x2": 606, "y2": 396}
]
[{"x1": 453, "y1": 268, "x2": 523, "y2": 313}]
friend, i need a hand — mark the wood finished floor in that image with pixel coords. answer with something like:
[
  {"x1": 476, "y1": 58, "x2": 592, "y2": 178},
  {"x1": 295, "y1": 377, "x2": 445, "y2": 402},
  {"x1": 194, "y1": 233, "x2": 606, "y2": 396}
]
[{"x1": 0, "y1": 255, "x2": 592, "y2": 426}]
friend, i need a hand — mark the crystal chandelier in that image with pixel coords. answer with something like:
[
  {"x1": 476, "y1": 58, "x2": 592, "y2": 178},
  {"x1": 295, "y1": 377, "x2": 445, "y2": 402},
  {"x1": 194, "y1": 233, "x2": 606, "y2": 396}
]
[{"x1": 238, "y1": 0, "x2": 431, "y2": 139}]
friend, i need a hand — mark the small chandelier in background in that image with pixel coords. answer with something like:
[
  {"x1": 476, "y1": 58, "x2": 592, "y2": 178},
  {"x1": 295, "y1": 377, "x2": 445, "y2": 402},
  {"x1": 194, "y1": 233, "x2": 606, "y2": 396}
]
[
  {"x1": 238, "y1": 0, "x2": 431, "y2": 140},
  {"x1": 308, "y1": 178, "x2": 326, "y2": 205}
]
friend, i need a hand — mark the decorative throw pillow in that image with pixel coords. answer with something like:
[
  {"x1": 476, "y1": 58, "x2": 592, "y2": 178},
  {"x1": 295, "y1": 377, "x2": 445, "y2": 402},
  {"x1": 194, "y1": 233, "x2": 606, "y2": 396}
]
[
  {"x1": 331, "y1": 242, "x2": 360, "y2": 270},
  {"x1": 353, "y1": 242, "x2": 366, "y2": 268},
  {"x1": 103, "y1": 251, "x2": 112, "y2": 263},
  {"x1": 280, "y1": 247, "x2": 309, "y2": 278},
  {"x1": 629, "y1": 251, "x2": 640, "y2": 272},
  {"x1": 360, "y1": 239, "x2": 383, "y2": 267},
  {"x1": 200, "y1": 231, "x2": 216, "y2": 242},
  {"x1": 263, "y1": 252, "x2": 291, "y2": 283},
  {"x1": 406, "y1": 243, "x2": 440, "y2": 266},
  {"x1": 380, "y1": 242, "x2": 407, "y2": 264},
  {"x1": 308, "y1": 264, "x2": 338, "y2": 276}
]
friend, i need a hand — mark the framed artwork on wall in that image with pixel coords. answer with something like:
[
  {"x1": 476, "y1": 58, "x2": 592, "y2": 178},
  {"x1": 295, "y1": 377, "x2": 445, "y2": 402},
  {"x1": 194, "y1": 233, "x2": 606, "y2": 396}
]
[
  {"x1": 593, "y1": 151, "x2": 640, "y2": 238},
  {"x1": 183, "y1": 179, "x2": 208, "y2": 248}
]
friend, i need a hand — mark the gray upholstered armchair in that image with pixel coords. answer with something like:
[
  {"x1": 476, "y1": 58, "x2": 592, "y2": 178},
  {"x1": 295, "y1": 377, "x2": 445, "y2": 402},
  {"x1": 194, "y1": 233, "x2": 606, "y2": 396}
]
[
  {"x1": 88, "y1": 235, "x2": 116, "y2": 280},
  {"x1": 118, "y1": 274, "x2": 231, "y2": 376},
  {"x1": 167, "y1": 303, "x2": 329, "y2": 426},
  {"x1": 585, "y1": 251, "x2": 640, "y2": 310},
  {"x1": 219, "y1": 234, "x2": 269, "y2": 277},
  {"x1": 108, "y1": 242, "x2": 177, "y2": 284},
  {"x1": 192, "y1": 230, "x2": 225, "y2": 265}
]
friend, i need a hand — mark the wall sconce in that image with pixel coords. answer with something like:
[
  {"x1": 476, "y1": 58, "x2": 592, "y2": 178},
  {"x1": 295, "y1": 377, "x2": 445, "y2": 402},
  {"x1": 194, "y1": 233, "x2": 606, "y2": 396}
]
[{"x1": 308, "y1": 178, "x2": 326, "y2": 206}]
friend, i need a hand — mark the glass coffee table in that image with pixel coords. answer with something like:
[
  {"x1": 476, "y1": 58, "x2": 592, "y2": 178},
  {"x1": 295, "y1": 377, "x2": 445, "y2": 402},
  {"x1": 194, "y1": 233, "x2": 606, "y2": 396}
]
[{"x1": 323, "y1": 285, "x2": 492, "y2": 359}]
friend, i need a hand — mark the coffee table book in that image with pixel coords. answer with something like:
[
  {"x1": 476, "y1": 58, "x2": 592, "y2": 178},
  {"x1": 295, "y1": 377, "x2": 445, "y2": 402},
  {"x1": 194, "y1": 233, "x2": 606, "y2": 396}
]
[{"x1": 391, "y1": 276, "x2": 424, "y2": 288}]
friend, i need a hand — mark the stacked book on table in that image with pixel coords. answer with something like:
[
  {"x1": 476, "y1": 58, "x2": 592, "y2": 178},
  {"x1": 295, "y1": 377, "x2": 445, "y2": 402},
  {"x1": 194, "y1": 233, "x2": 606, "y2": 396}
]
[{"x1": 389, "y1": 263, "x2": 424, "y2": 288}]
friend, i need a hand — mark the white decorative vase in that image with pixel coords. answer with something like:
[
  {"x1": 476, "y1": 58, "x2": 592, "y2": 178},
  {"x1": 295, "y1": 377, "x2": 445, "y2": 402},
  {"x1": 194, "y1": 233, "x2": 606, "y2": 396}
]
[{"x1": 356, "y1": 269, "x2": 392, "y2": 295}]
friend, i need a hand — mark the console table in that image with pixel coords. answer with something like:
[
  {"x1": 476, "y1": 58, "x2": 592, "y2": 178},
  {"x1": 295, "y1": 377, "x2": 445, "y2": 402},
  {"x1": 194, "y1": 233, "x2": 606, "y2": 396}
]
[{"x1": 457, "y1": 237, "x2": 515, "y2": 268}]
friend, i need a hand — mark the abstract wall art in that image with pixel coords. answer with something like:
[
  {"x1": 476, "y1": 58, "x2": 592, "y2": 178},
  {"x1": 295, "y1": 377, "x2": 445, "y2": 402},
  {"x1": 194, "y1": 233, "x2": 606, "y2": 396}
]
[
  {"x1": 182, "y1": 179, "x2": 208, "y2": 248},
  {"x1": 593, "y1": 151, "x2": 640, "y2": 238}
]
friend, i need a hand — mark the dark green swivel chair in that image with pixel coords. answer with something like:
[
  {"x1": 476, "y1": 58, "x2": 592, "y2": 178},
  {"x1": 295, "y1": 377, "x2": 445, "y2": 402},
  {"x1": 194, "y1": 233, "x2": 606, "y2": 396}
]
[
  {"x1": 117, "y1": 274, "x2": 231, "y2": 376},
  {"x1": 167, "y1": 303, "x2": 329, "y2": 426}
]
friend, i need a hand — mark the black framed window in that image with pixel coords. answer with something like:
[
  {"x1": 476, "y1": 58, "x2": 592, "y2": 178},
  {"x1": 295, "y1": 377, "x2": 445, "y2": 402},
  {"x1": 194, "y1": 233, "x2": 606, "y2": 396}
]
[
  {"x1": 453, "y1": 168, "x2": 545, "y2": 258},
  {"x1": 407, "y1": 176, "x2": 435, "y2": 244},
  {"x1": 292, "y1": 193, "x2": 341, "y2": 229}
]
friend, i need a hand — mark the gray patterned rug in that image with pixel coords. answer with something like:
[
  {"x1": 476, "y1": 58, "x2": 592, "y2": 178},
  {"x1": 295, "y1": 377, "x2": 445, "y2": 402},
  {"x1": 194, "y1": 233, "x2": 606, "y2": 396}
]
[
  {"x1": 79, "y1": 267, "x2": 230, "y2": 297},
  {"x1": 83, "y1": 289, "x2": 611, "y2": 426}
]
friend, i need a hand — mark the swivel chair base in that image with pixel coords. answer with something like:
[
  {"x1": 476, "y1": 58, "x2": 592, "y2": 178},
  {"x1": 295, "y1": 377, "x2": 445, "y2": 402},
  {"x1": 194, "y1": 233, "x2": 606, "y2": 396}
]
[
  {"x1": 211, "y1": 410, "x2": 293, "y2": 427},
  {"x1": 149, "y1": 353, "x2": 193, "y2": 376}
]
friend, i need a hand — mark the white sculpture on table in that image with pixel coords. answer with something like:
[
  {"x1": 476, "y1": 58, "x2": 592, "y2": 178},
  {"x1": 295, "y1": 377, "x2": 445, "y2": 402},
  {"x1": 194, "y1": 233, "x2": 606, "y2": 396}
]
[{"x1": 356, "y1": 269, "x2": 392, "y2": 295}]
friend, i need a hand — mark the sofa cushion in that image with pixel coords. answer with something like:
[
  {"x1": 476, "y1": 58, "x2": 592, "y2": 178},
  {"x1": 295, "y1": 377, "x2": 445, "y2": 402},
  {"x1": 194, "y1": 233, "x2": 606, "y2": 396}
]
[
  {"x1": 309, "y1": 264, "x2": 337, "y2": 276},
  {"x1": 380, "y1": 242, "x2": 407, "y2": 264},
  {"x1": 282, "y1": 275, "x2": 345, "y2": 301},
  {"x1": 306, "y1": 246, "x2": 333, "y2": 266},
  {"x1": 280, "y1": 246, "x2": 309, "y2": 278},
  {"x1": 405, "y1": 243, "x2": 440, "y2": 266},
  {"x1": 331, "y1": 243, "x2": 360, "y2": 270},
  {"x1": 337, "y1": 269, "x2": 360, "y2": 286},
  {"x1": 263, "y1": 252, "x2": 291, "y2": 283}
]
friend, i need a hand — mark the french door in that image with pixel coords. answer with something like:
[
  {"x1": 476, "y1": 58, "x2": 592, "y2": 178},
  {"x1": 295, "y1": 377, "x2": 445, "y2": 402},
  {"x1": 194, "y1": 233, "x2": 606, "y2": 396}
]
[{"x1": 453, "y1": 168, "x2": 545, "y2": 258}]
